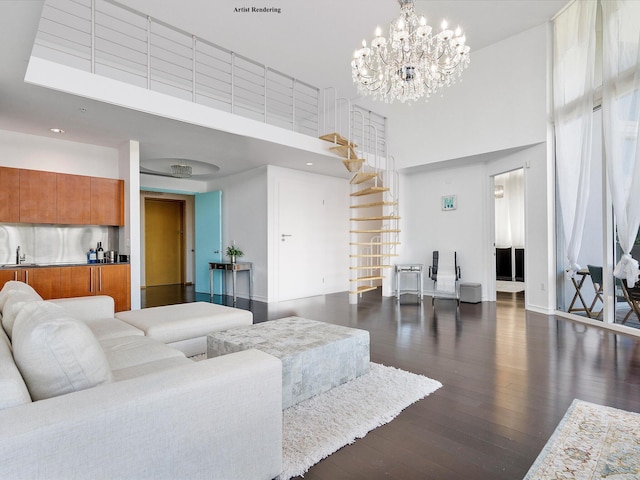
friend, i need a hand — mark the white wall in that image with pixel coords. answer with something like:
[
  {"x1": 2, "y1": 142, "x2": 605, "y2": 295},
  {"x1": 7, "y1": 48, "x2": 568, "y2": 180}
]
[
  {"x1": 399, "y1": 143, "x2": 551, "y2": 311},
  {"x1": 118, "y1": 140, "x2": 141, "y2": 309},
  {"x1": 0, "y1": 129, "x2": 119, "y2": 177},
  {"x1": 388, "y1": 24, "x2": 549, "y2": 169},
  {"x1": 392, "y1": 23, "x2": 556, "y2": 313},
  {"x1": 208, "y1": 167, "x2": 269, "y2": 301}
]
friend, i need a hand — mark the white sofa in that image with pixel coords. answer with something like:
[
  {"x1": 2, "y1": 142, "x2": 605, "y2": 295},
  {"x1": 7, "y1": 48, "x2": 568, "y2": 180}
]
[{"x1": 0, "y1": 281, "x2": 282, "y2": 480}]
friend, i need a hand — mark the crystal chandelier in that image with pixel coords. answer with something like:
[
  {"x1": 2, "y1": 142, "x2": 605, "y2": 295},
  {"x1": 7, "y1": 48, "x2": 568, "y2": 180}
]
[
  {"x1": 170, "y1": 164, "x2": 192, "y2": 178},
  {"x1": 351, "y1": 0, "x2": 470, "y2": 103}
]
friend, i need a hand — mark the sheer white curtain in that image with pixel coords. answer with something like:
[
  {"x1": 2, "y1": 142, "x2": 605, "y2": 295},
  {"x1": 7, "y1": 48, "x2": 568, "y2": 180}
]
[
  {"x1": 602, "y1": 0, "x2": 640, "y2": 286},
  {"x1": 495, "y1": 170, "x2": 524, "y2": 248},
  {"x1": 553, "y1": 0, "x2": 597, "y2": 278}
]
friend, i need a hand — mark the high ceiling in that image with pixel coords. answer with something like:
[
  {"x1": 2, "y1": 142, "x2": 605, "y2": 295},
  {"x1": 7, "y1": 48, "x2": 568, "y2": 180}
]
[{"x1": 0, "y1": 0, "x2": 568, "y2": 180}]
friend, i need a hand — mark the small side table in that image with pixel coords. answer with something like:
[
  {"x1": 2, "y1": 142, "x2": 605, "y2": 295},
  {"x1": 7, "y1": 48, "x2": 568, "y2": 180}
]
[
  {"x1": 209, "y1": 262, "x2": 253, "y2": 304},
  {"x1": 395, "y1": 264, "x2": 423, "y2": 302}
]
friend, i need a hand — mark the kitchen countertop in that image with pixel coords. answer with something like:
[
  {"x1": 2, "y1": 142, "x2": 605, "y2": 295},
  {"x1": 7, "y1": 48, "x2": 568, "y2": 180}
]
[{"x1": 0, "y1": 262, "x2": 130, "y2": 269}]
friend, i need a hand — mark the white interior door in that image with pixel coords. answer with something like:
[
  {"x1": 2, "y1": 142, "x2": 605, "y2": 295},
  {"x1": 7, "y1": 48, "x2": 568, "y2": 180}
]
[{"x1": 277, "y1": 178, "x2": 325, "y2": 301}]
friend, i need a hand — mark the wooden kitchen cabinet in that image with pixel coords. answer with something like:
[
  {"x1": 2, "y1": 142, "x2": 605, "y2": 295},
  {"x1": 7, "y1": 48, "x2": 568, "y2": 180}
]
[
  {"x1": 0, "y1": 269, "x2": 21, "y2": 286},
  {"x1": 19, "y1": 170, "x2": 57, "y2": 224},
  {"x1": 91, "y1": 177, "x2": 124, "y2": 226},
  {"x1": 22, "y1": 267, "x2": 61, "y2": 300},
  {"x1": 57, "y1": 174, "x2": 91, "y2": 224},
  {"x1": 0, "y1": 167, "x2": 20, "y2": 223},
  {"x1": 60, "y1": 264, "x2": 130, "y2": 312},
  {"x1": 97, "y1": 264, "x2": 130, "y2": 312}
]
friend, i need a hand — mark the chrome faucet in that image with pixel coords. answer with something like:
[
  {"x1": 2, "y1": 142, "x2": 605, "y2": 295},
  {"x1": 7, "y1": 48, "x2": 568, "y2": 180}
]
[{"x1": 16, "y1": 246, "x2": 25, "y2": 265}]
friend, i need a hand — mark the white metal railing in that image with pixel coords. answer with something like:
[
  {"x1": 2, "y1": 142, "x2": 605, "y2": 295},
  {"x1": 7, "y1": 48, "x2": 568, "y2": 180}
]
[{"x1": 33, "y1": 0, "x2": 320, "y2": 137}]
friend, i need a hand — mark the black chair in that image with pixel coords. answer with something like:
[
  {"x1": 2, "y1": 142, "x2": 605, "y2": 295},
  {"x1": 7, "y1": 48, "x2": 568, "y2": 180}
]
[
  {"x1": 586, "y1": 265, "x2": 604, "y2": 319},
  {"x1": 429, "y1": 251, "x2": 461, "y2": 306}
]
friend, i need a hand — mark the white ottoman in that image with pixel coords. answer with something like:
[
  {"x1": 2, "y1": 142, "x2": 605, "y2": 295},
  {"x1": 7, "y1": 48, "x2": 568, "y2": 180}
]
[
  {"x1": 115, "y1": 302, "x2": 253, "y2": 356},
  {"x1": 460, "y1": 283, "x2": 482, "y2": 303}
]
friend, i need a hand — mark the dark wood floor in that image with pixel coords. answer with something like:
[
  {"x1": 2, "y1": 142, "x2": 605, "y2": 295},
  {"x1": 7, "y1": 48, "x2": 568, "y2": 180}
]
[{"x1": 142, "y1": 286, "x2": 640, "y2": 479}]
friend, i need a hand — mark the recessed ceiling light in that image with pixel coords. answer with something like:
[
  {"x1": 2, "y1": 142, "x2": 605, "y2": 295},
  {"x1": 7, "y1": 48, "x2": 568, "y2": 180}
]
[
  {"x1": 306, "y1": 162, "x2": 313, "y2": 166},
  {"x1": 49, "y1": 128, "x2": 65, "y2": 134}
]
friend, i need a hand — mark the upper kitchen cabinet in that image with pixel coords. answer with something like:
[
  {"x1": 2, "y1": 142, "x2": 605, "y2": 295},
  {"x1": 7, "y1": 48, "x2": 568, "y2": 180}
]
[
  {"x1": 57, "y1": 173, "x2": 91, "y2": 224},
  {"x1": 0, "y1": 167, "x2": 20, "y2": 223},
  {"x1": 91, "y1": 177, "x2": 124, "y2": 226},
  {"x1": 19, "y1": 169, "x2": 57, "y2": 224}
]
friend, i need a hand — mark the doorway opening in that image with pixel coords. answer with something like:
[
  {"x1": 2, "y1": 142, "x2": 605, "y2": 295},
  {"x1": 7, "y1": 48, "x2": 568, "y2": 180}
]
[
  {"x1": 144, "y1": 198, "x2": 186, "y2": 287},
  {"x1": 493, "y1": 169, "x2": 525, "y2": 300}
]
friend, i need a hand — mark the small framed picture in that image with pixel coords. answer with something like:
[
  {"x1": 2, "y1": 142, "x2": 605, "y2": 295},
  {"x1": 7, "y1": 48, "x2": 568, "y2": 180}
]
[{"x1": 441, "y1": 195, "x2": 457, "y2": 211}]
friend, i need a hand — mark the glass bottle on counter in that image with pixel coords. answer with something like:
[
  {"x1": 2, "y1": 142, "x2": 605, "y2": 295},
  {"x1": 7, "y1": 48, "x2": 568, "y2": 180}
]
[
  {"x1": 88, "y1": 249, "x2": 97, "y2": 264},
  {"x1": 97, "y1": 242, "x2": 104, "y2": 263}
]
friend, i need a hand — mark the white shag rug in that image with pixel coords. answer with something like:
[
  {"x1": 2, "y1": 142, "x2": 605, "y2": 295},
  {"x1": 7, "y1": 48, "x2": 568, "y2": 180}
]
[
  {"x1": 280, "y1": 362, "x2": 442, "y2": 480},
  {"x1": 189, "y1": 355, "x2": 442, "y2": 480}
]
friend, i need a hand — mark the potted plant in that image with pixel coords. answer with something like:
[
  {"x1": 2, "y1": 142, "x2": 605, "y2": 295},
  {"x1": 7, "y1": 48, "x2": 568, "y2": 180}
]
[{"x1": 225, "y1": 244, "x2": 244, "y2": 263}]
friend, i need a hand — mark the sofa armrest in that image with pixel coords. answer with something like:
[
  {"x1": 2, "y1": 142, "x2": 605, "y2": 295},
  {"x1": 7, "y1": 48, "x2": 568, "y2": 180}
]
[
  {"x1": 0, "y1": 349, "x2": 282, "y2": 480},
  {"x1": 48, "y1": 295, "x2": 115, "y2": 321}
]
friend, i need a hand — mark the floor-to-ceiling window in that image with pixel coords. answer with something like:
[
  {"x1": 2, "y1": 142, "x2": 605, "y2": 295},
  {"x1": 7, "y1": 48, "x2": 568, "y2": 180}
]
[{"x1": 554, "y1": 0, "x2": 640, "y2": 331}]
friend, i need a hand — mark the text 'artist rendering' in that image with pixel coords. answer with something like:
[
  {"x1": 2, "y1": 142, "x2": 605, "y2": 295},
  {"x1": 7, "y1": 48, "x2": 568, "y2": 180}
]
[{"x1": 351, "y1": 0, "x2": 470, "y2": 103}]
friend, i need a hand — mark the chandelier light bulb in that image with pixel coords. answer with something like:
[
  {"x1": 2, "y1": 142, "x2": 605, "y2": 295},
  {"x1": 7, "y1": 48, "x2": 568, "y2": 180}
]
[{"x1": 351, "y1": 0, "x2": 470, "y2": 103}]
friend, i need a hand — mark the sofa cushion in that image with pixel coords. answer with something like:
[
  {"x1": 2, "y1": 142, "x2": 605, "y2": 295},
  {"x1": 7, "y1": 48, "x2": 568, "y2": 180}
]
[
  {"x1": 0, "y1": 328, "x2": 31, "y2": 409},
  {"x1": 115, "y1": 302, "x2": 253, "y2": 344},
  {"x1": 82, "y1": 317, "x2": 145, "y2": 342},
  {"x1": 110, "y1": 355, "x2": 192, "y2": 381},
  {"x1": 12, "y1": 302, "x2": 113, "y2": 401},
  {"x1": 0, "y1": 281, "x2": 42, "y2": 312},
  {"x1": 2, "y1": 289, "x2": 43, "y2": 339},
  {"x1": 100, "y1": 335, "x2": 185, "y2": 372}
]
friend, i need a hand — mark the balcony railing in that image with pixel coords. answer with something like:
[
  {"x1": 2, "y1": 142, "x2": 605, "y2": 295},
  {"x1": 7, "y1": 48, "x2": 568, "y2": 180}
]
[{"x1": 33, "y1": 0, "x2": 320, "y2": 137}]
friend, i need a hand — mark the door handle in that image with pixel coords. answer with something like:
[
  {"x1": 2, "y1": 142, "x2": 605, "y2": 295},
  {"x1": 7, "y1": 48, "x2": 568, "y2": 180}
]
[{"x1": 281, "y1": 234, "x2": 292, "y2": 242}]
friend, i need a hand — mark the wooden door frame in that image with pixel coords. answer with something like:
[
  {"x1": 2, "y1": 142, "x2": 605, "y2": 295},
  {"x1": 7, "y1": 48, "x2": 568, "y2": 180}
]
[{"x1": 144, "y1": 197, "x2": 186, "y2": 286}]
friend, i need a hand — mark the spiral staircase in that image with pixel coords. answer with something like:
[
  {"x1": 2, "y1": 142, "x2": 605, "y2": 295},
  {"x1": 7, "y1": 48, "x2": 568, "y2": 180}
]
[{"x1": 320, "y1": 97, "x2": 400, "y2": 304}]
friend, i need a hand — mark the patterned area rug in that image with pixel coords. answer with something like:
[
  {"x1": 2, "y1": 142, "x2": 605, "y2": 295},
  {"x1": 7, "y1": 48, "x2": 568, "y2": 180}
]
[{"x1": 524, "y1": 399, "x2": 640, "y2": 479}]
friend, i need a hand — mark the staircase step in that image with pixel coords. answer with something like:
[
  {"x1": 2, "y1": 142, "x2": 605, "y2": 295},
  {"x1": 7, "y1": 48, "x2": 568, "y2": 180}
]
[
  {"x1": 351, "y1": 201, "x2": 398, "y2": 208},
  {"x1": 319, "y1": 133, "x2": 356, "y2": 147},
  {"x1": 349, "y1": 254, "x2": 399, "y2": 258},
  {"x1": 343, "y1": 158, "x2": 365, "y2": 173},
  {"x1": 350, "y1": 172, "x2": 379, "y2": 184},
  {"x1": 349, "y1": 264, "x2": 395, "y2": 269},
  {"x1": 330, "y1": 144, "x2": 358, "y2": 159},
  {"x1": 349, "y1": 285, "x2": 379, "y2": 294},
  {"x1": 350, "y1": 275, "x2": 385, "y2": 282},
  {"x1": 350, "y1": 186, "x2": 390, "y2": 197},
  {"x1": 350, "y1": 242, "x2": 401, "y2": 246},
  {"x1": 350, "y1": 229, "x2": 401, "y2": 233},
  {"x1": 350, "y1": 215, "x2": 400, "y2": 221}
]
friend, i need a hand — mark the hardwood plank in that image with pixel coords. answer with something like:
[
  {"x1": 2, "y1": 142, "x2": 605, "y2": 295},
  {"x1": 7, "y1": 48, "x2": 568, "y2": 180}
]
[{"x1": 141, "y1": 287, "x2": 640, "y2": 480}]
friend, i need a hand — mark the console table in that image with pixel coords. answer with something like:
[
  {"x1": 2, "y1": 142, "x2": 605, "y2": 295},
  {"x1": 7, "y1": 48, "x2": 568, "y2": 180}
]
[
  {"x1": 209, "y1": 262, "x2": 253, "y2": 304},
  {"x1": 395, "y1": 264, "x2": 423, "y2": 302}
]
